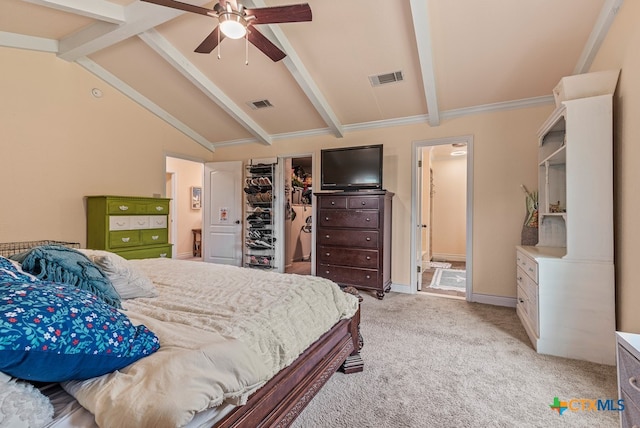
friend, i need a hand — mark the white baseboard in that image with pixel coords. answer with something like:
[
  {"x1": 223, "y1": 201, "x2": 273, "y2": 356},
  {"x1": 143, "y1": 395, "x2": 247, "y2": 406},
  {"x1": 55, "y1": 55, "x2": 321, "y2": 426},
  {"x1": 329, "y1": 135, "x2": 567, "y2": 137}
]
[
  {"x1": 390, "y1": 282, "x2": 411, "y2": 294},
  {"x1": 176, "y1": 252, "x2": 194, "y2": 260},
  {"x1": 345, "y1": 282, "x2": 516, "y2": 309},
  {"x1": 470, "y1": 293, "x2": 516, "y2": 308},
  {"x1": 431, "y1": 253, "x2": 466, "y2": 262}
]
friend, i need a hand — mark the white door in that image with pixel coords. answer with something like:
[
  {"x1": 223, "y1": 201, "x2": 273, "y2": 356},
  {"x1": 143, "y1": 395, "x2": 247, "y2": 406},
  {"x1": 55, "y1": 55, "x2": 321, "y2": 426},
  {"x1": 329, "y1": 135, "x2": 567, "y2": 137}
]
[
  {"x1": 415, "y1": 153, "x2": 424, "y2": 291},
  {"x1": 415, "y1": 149, "x2": 434, "y2": 291},
  {"x1": 203, "y1": 161, "x2": 243, "y2": 265}
]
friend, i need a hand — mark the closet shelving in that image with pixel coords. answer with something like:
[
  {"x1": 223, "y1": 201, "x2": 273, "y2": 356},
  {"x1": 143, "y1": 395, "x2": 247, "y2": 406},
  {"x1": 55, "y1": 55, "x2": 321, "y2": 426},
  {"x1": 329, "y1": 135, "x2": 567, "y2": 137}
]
[{"x1": 244, "y1": 163, "x2": 277, "y2": 270}]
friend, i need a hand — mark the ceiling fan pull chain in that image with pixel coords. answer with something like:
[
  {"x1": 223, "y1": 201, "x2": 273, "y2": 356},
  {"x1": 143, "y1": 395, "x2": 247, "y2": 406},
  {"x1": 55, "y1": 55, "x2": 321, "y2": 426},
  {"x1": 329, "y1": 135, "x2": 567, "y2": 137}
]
[
  {"x1": 245, "y1": 31, "x2": 249, "y2": 65},
  {"x1": 217, "y1": 27, "x2": 221, "y2": 60}
]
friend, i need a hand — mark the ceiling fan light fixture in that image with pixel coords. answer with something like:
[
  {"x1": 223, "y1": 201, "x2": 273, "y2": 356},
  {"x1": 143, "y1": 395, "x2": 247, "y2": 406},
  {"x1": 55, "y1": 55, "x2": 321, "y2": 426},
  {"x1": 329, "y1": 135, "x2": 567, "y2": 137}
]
[{"x1": 219, "y1": 12, "x2": 247, "y2": 39}]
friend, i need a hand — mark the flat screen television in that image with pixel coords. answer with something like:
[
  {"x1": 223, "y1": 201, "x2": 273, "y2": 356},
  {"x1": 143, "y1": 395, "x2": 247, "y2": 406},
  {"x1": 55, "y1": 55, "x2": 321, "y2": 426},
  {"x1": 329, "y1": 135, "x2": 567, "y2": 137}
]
[{"x1": 320, "y1": 144, "x2": 383, "y2": 191}]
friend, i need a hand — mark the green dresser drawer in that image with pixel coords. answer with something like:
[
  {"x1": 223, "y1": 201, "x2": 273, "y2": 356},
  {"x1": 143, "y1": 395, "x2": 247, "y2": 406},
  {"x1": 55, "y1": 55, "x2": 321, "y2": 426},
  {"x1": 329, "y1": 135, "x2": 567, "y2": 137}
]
[
  {"x1": 141, "y1": 200, "x2": 169, "y2": 214},
  {"x1": 116, "y1": 245, "x2": 172, "y2": 260},
  {"x1": 109, "y1": 230, "x2": 141, "y2": 248},
  {"x1": 107, "y1": 200, "x2": 145, "y2": 214},
  {"x1": 141, "y1": 229, "x2": 168, "y2": 245}
]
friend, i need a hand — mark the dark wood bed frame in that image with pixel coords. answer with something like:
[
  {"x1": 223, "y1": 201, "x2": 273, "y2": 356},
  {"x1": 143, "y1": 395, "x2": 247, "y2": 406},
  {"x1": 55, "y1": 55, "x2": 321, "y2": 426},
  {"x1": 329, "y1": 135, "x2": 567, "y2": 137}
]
[{"x1": 217, "y1": 288, "x2": 364, "y2": 428}]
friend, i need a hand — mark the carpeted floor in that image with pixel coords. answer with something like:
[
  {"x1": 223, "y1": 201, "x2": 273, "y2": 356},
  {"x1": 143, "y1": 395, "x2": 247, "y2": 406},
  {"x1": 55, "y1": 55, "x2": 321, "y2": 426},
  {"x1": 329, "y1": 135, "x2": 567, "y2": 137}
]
[{"x1": 292, "y1": 292, "x2": 618, "y2": 428}]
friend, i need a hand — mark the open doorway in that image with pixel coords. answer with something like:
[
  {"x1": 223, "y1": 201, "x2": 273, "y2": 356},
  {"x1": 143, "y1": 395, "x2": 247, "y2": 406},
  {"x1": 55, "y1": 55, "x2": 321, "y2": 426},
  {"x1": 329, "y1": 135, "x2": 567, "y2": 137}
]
[
  {"x1": 166, "y1": 156, "x2": 204, "y2": 260},
  {"x1": 411, "y1": 136, "x2": 473, "y2": 300},
  {"x1": 283, "y1": 155, "x2": 313, "y2": 275}
]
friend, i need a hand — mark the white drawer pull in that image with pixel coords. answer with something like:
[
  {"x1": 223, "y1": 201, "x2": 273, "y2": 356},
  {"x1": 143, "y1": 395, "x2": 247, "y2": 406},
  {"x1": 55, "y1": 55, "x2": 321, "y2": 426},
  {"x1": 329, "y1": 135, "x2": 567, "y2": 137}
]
[
  {"x1": 331, "y1": 201, "x2": 335, "y2": 205},
  {"x1": 366, "y1": 237, "x2": 371, "y2": 241},
  {"x1": 325, "y1": 217, "x2": 330, "y2": 221},
  {"x1": 151, "y1": 235, "x2": 159, "y2": 240},
  {"x1": 361, "y1": 201, "x2": 366, "y2": 205},
  {"x1": 325, "y1": 235, "x2": 330, "y2": 239},
  {"x1": 366, "y1": 275, "x2": 371, "y2": 279},
  {"x1": 121, "y1": 237, "x2": 130, "y2": 243},
  {"x1": 160, "y1": 253, "x2": 167, "y2": 257},
  {"x1": 119, "y1": 205, "x2": 129, "y2": 211},
  {"x1": 326, "y1": 252, "x2": 330, "y2": 256},
  {"x1": 630, "y1": 377, "x2": 640, "y2": 393},
  {"x1": 325, "y1": 270, "x2": 330, "y2": 274},
  {"x1": 155, "y1": 206, "x2": 164, "y2": 211},
  {"x1": 366, "y1": 218, "x2": 370, "y2": 222},
  {"x1": 366, "y1": 256, "x2": 371, "y2": 260}
]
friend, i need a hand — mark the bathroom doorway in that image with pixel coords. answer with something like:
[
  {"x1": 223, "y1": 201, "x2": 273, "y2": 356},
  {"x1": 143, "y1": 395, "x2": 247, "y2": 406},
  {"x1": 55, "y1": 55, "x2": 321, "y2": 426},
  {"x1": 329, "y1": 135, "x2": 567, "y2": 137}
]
[
  {"x1": 411, "y1": 136, "x2": 473, "y2": 300},
  {"x1": 283, "y1": 155, "x2": 313, "y2": 275}
]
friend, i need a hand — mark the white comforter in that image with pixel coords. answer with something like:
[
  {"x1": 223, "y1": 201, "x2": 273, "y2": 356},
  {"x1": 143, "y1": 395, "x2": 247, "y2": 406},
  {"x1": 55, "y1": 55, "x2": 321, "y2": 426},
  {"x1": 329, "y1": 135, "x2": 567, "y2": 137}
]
[{"x1": 62, "y1": 259, "x2": 359, "y2": 428}]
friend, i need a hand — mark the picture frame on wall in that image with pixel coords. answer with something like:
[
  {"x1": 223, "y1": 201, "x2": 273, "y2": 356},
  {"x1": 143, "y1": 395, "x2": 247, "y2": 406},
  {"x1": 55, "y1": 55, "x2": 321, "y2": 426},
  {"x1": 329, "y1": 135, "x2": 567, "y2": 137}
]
[{"x1": 191, "y1": 186, "x2": 202, "y2": 210}]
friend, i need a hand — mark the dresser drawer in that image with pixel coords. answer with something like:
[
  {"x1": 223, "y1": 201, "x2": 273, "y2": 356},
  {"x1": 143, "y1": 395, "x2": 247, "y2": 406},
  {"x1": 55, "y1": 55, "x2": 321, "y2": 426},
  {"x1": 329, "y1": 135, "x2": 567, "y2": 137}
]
[
  {"x1": 317, "y1": 228, "x2": 379, "y2": 249},
  {"x1": 619, "y1": 344, "x2": 640, "y2": 404},
  {"x1": 116, "y1": 244, "x2": 172, "y2": 260},
  {"x1": 130, "y1": 216, "x2": 151, "y2": 229},
  {"x1": 149, "y1": 215, "x2": 167, "y2": 229},
  {"x1": 318, "y1": 246, "x2": 378, "y2": 268},
  {"x1": 109, "y1": 216, "x2": 131, "y2": 231},
  {"x1": 109, "y1": 230, "x2": 141, "y2": 248},
  {"x1": 319, "y1": 196, "x2": 347, "y2": 209},
  {"x1": 318, "y1": 264, "x2": 379, "y2": 288},
  {"x1": 348, "y1": 196, "x2": 379, "y2": 210},
  {"x1": 516, "y1": 250, "x2": 538, "y2": 283},
  {"x1": 319, "y1": 210, "x2": 379, "y2": 229},
  {"x1": 107, "y1": 200, "x2": 145, "y2": 214},
  {"x1": 141, "y1": 229, "x2": 168, "y2": 245},
  {"x1": 622, "y1": 389, "x2": 640, "y2": 428},
  {"x1": 141, "y1": 200, "x2": 169, "y2": 214}
]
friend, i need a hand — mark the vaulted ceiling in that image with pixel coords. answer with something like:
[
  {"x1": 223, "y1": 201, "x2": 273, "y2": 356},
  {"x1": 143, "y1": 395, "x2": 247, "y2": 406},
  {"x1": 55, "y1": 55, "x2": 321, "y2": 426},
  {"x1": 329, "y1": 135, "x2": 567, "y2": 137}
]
[{"x1": 0, "y1": 0, "x2": 621, "y2": 151}]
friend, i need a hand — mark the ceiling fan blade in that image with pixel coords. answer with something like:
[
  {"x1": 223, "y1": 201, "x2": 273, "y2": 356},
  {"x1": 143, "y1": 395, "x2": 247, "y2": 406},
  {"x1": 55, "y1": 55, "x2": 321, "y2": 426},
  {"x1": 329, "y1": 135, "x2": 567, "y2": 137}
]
[
  {"x1": 244, "y1": 4, "x2": 312, "y2": 24},
  {"x1": 194, "y1": 27, "x2": 226, "y2": 53},
  {"x1": 247, "y1": 28, "x2": 286, "y2": 62},
  {"x1": 141, "y1": 0, "x2": 214, "y2": 16}
]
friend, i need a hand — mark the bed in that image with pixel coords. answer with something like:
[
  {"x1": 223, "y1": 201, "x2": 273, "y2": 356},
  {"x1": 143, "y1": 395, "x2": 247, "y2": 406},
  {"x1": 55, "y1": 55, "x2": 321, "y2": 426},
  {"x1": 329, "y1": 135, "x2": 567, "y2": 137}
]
[{"x1": 0, "y1": 242, "x2": 363, "y2": 427}]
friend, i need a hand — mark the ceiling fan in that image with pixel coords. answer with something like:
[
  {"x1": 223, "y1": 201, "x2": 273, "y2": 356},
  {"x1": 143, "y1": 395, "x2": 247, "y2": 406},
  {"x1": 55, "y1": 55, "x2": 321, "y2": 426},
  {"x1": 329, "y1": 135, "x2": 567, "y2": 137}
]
[{"x1": 141, "y1": 0, "x2": 312, "y2": 62}]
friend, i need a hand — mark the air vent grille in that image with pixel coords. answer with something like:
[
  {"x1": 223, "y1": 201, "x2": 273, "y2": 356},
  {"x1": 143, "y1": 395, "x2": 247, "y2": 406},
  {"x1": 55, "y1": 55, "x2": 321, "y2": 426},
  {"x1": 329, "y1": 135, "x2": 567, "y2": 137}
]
[
  {"x1": 369, "y1": 71, "x2": 404, "y2": 87},
  {"x1": 248, "y1": 99, "x2": 274, "y2": 110}
]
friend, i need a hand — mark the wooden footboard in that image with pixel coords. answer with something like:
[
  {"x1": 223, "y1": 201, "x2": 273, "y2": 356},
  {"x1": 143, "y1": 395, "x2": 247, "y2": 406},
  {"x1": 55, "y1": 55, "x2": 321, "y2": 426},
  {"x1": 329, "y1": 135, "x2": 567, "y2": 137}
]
[{"x1": 217, "y1": 300, "x2": 363, "y2": 428}]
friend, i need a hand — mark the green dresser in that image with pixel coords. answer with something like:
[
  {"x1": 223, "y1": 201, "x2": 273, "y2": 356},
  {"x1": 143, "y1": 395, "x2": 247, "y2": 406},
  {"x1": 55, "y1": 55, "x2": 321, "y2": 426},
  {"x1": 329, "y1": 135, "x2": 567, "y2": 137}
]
[{"x1": 86, "y1": 196, "x2": 172, "y2": 260}]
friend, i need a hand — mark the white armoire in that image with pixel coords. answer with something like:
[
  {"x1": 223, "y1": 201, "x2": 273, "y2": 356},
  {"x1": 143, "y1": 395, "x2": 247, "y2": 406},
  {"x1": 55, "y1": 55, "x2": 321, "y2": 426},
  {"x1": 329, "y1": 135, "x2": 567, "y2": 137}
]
[{"x1": 516, "y1": 70, "x2": 619, "y2": 365}]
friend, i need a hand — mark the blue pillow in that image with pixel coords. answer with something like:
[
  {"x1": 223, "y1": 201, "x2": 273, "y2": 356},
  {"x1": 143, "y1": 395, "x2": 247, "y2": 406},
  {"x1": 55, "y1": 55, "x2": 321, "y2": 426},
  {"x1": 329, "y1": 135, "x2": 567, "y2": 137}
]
[
  {"x1": 10, "y1": 245, "x2": 121, "y2": 309},
  {"x1": 0, "y1": 256, "x2": 37, "y2": 283},
  {"x1": 0, "y1": 280, "x2": 160, "y2": 382}
]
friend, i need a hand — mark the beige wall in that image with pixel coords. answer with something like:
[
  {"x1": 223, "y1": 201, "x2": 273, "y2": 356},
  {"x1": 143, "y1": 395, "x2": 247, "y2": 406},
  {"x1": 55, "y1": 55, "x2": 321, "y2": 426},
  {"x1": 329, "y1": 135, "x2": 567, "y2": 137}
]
[
  {"x1": 590, "y1": 0, "x2": 640, "y2": 332},
  {"x1": 209, "y1": 107, "x2": 545, "y2": 297},
  {"x1": 166, "y1": 157, "x2": 203, "y2": 258},
  {"x1": 431, "y1": 154, "x2": 466, "y2": 260},
  {"x1": 0, "y1": 47, "x2": 214, "y2": 246}
]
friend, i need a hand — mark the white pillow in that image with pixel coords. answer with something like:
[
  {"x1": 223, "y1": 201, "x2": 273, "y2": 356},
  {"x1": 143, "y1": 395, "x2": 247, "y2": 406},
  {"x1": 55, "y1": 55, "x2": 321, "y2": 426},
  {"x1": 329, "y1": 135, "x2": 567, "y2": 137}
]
[
  {"x1": 78, "y1": 249, "x2": 158, "y2": 299},
  {"x1": 0, "y1": 374, "x2": 54, "y2": 428}
]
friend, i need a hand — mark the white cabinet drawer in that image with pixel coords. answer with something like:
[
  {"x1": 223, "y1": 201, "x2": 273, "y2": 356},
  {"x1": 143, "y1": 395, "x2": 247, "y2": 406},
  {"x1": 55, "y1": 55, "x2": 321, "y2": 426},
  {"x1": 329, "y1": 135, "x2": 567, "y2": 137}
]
[
  {"x1": 109, "y1": 216, "x2": 131, "y2": 231},
  {"x1": 516, "y1": 251, "x2": 538, "y2": 283},
  {"x1": 130, "y1": 216, "x2": 150, "y2": 229},
  {"x1": 149, "y1": 215, "x2": 167, "y2": 229},
  {"x1": 517, "y1": 263, "x2": 539, "y2": 337}
]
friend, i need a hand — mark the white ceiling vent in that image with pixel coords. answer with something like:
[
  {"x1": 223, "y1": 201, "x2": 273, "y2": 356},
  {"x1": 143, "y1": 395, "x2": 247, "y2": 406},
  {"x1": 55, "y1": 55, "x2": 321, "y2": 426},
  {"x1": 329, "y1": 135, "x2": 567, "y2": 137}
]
[
  {"x1": 369, "y1": 71, "x2": 404, "y2": 87},
  {"x1": 247, "y1": 99, "x2": 274, "y2": 110}
]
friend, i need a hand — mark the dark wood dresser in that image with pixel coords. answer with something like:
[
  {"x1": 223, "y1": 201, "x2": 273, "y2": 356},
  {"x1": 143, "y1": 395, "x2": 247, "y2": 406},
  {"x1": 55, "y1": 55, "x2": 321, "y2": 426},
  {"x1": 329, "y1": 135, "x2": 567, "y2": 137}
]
[{"x1": 315, "y1": 190, "x2": 393, "y2": 299}]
